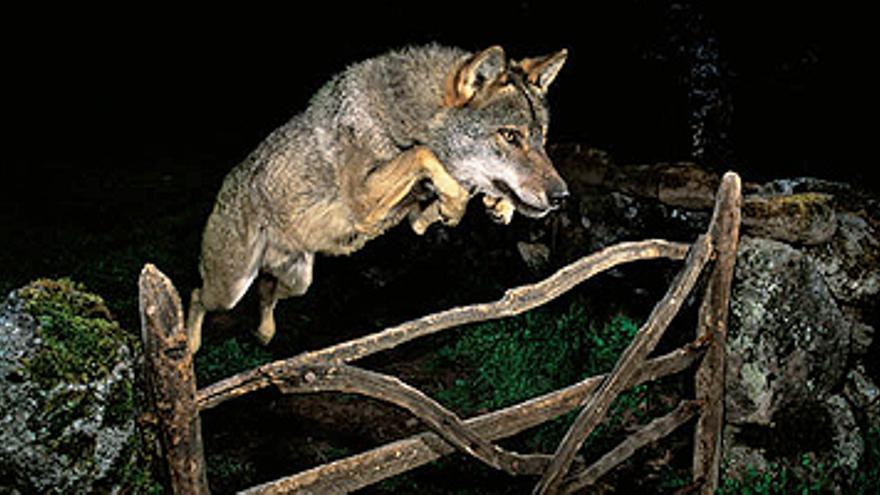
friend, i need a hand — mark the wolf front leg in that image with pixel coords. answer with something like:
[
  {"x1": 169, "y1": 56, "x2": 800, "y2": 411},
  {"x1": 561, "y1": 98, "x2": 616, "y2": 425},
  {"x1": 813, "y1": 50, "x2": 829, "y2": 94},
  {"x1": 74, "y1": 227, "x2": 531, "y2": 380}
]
[
  {"x1": 356, "y1": 146, "x2": 469, "y2": 234},
  {"x1": 483, "y1": 195, "x2": 515, "y2": 225}
]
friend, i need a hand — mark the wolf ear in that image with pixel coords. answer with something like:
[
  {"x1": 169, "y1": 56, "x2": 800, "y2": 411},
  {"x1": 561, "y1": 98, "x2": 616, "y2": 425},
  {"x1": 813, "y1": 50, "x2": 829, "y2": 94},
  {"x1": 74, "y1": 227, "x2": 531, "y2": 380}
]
[
  {"x1": 514, "y1": 48, "x2": 568, "y2": 94},
  {"x1": 446, "y1": 45, "x2": 507, "y2": 107}
]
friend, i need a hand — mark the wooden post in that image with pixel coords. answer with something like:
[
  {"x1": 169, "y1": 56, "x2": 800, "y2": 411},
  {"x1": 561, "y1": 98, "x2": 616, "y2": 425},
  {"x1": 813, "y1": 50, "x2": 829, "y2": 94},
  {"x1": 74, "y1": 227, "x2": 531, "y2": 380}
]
[
  {"x1": 139, "y1": 264, "x2": 209, "y2": 494},
  {"x1": 693, "y1": 172, "x2": 742, "y2": 492}
]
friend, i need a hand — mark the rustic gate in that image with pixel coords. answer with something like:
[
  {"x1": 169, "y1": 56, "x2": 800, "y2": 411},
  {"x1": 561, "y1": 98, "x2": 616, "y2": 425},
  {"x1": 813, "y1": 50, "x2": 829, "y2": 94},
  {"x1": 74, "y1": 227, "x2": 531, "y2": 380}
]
[{"x1": 138, "y1": 172, "x2": 741, "y2": 494}]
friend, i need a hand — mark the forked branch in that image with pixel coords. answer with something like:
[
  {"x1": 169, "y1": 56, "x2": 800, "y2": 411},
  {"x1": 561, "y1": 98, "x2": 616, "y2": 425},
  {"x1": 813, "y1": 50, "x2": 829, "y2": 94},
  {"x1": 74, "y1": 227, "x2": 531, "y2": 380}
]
[{"x1": 242, "y1": 342, "x2": 706, "y2": 494}]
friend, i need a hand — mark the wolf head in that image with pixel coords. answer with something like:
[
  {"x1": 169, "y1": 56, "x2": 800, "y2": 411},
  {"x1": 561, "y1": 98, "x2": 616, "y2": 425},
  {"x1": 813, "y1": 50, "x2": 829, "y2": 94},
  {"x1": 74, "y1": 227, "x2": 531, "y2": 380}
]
[{"x1": 430, "y1": 46, "x2": 569, "y2": 219}]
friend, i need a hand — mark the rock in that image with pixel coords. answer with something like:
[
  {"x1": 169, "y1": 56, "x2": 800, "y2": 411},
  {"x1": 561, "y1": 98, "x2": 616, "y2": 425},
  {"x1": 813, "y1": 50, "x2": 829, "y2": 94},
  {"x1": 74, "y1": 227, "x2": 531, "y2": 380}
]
[
  {"x1": 844, "y1": 365, "x2": 880, "y2": 426},
  {"x1": 727, "y1": 237, "x2": 851, "y2": 424},
  {"x1": 742, "y1": 193, "x2": 837, "y2": 245},
  {"x1": 723, "y1": 237, "x2": 865, "y2": 490},
  {"x1": 575, "y1": 190, "x2": 709, "y2": 253},
  {"x1": 847, "y1": 311, "x2": 875, "y2": 356},
  {"x1": 825, "y1": 394, "x2": 863, "y2": 473},
  {"x1": 0, "y1": 279, "x2": 158, "y2": 493},
  {"x1": 542, "y1": 146, "x2": 880, "y2": 489},
  {"x1": 808, "y1": 212, "x2": 880, "y2": 305},
  {"x1": 722, "y1": 394, "x2": 862, "y2": 492}
]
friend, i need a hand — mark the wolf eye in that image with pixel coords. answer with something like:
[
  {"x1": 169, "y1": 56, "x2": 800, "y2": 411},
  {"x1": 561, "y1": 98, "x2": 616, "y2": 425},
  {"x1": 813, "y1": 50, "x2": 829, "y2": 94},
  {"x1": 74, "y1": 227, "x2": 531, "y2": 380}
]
[{"x1": 498, "y1": 128, "x2": 522, "y2": 145}]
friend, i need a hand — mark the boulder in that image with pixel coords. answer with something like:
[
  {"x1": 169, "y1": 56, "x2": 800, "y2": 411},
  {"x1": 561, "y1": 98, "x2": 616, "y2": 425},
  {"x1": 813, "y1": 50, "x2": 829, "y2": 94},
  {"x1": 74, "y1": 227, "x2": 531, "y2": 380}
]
[
  {"x1": 0, "y1": 279, "x2": 158, "y2": 493},
  {"x1": 723, "y1": 236, "x2": 862, "y2": 488},
  {"x1": 808, "y1": 212, "x2": 880, "y2": 306},
  {"x1": 727, "y1": 236, "x2": 852, "y2": 424}
]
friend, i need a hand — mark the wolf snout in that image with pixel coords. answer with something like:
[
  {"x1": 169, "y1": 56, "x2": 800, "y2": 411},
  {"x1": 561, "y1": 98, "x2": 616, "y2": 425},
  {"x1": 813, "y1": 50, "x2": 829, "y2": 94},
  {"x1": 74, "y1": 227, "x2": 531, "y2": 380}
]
[{"x1": 547, "y1": 186, "x2": 569, "y2": 209}]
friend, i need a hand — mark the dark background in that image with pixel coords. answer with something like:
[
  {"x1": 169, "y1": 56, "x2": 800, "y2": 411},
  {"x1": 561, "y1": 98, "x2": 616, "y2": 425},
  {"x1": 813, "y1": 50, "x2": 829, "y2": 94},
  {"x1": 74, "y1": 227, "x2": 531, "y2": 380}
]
[
  {"x1": 4, "y1": 3, "x2": 854, "y2": 204},
  {"x1": 0, "y1": 4, "x2": 866, "y2": 491}
]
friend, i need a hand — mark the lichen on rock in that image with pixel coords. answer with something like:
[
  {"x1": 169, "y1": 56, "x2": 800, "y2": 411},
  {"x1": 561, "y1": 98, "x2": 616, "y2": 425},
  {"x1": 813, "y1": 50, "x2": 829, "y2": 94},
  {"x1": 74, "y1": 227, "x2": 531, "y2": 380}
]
[
  {"x1": 0, "y1": 279, "x2": 159, "y2": 493},
  {"x1": 727, "y1": 237, "x2": 851, "y2": 424},
  {"x1": 724, "y1": 236, "x2": 864, "y2": 489},
  {"x1": 808, "y1": 212, "x2": 880, "y2": 305}
]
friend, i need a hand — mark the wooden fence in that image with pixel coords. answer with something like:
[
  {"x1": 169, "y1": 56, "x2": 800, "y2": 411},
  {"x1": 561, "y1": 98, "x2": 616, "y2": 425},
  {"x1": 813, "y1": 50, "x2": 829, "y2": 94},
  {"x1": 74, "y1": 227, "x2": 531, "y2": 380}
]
[{"x1": 138, "y1": 172, "x2": 742, "y2": 494}]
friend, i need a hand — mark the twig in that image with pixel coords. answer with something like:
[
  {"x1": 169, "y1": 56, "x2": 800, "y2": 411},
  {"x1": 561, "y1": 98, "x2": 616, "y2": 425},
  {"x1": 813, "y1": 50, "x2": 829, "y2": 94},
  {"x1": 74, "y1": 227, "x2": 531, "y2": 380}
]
[
  {"x1": 560, "y1": 400, "x2": 701, "y2": 494},
  {"x1": 534, "y1": 235, "x2": 712, "y2": 494},
  {"x1": 198, "y1": 239, "x2": 690, "y2": 411},
  {"x1": 693, "y1": 172, "x2": 742, "y2": 492},
  {"x1": 240, "y1": 343, "x2": 706, "y2": 494},
  {"x1": 139, "y1": 264, "x2": 209, "y2": 494}
]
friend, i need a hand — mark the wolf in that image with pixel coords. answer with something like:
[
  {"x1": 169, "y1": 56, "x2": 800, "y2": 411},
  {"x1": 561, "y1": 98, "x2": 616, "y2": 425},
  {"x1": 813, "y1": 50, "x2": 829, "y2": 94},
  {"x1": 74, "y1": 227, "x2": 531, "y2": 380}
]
[{"x1": 186, "y1": 44, "x2": 569, "y2": 352}]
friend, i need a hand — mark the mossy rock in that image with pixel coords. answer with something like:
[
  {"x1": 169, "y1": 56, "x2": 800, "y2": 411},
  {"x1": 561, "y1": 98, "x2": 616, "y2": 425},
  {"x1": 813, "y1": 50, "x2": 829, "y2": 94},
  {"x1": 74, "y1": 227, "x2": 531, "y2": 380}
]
[
  {"x1": 742, "y1": 192, "x2": 837, "y2": 245},
  {"x1": 0, "y1": 279, "x2": 161, "y2": 493}
]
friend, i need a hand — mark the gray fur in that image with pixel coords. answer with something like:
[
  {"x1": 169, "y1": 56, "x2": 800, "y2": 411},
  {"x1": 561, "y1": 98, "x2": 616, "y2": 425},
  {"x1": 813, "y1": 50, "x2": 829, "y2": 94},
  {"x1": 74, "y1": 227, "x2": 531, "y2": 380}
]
[{"x1": 187, "y1": 44, "x2": 568, "y2": 351}]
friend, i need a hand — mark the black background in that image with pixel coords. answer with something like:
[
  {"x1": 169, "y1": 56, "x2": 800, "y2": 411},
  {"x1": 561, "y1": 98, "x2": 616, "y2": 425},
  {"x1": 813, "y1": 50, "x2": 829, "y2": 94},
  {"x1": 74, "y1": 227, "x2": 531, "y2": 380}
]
[{"x1": 3, "y1": 2, "x2": 858, "y2": 228}]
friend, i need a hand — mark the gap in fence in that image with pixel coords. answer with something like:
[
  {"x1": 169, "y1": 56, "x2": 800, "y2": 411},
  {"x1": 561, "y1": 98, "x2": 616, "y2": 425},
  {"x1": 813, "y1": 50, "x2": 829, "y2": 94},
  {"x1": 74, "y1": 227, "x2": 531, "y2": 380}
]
[{"x1": 198, "y1": 272, "x2": 704, "y2": 493}]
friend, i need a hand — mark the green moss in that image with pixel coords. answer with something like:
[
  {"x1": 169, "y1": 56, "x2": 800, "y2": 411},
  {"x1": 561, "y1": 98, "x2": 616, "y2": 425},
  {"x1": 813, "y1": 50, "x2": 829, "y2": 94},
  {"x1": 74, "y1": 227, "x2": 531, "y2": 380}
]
[
  {"x1": 852, "y1": 425, "x2": 880, "y2": 494},
  {"x1": 195, "y1": 337, "x2": 274, "y2": 385},
  {"x1": 433, "y1": 304, "x2": 639, "y2": 415},
  {"x1": 431, "y1": 303, "x2": 656, "y2": 455},
  {"x1": 718, "y1": 425, "x2": 880, "y2": 494},
  {"x1": 718, "y1": 457, "x2": 831, "y2": 494},
  {"x1": 207, "y1": 452, "x2": 258, "y2": 485},
  {"x1": 105, "y1": 378, "x2": 136, "y2": 427},
  {"x1": 18, "y1": 278, "x2": 132, "y2": 389},
  {"x1": 33, "y1": 387, "x2": 91, "y2": 440},
  {"x1": 13, "y1": 278, "x2": 163, "y2": 492},
  {"x1": 52, "y1": 430, "x2": 97, "y2": 469}
]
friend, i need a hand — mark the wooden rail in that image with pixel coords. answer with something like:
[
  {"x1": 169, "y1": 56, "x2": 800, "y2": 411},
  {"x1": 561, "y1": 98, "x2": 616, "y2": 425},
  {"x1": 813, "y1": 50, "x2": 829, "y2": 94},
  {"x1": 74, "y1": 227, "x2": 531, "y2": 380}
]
[{"x1": 138, "y1": 172, "x2": 742, "y2": 494}]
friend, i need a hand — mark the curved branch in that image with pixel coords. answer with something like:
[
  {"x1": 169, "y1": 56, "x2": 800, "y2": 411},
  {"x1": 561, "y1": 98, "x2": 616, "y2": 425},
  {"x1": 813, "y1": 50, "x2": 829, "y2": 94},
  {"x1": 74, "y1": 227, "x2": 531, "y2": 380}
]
[
  {"x1": 240, "y1": 342, "x2": 706, "y2": 494},
  {"x1": 197, "y1": 239, "x2": 690, "y2": 411},
  {"x1": 271, "y1": 363, "x2": 555, "y2": 476}
]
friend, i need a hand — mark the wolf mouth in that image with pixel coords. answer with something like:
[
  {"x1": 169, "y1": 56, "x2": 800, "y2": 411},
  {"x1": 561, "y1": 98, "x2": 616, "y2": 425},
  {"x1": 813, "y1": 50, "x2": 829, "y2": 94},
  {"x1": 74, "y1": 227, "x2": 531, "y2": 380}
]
[{"x1": 491, "y1": 180, "x2": 552, "y2": 218}]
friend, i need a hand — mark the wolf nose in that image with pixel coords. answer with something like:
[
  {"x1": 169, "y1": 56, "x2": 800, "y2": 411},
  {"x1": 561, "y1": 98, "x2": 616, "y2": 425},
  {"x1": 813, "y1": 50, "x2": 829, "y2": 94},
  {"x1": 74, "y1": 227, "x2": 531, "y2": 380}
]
[{"x1": 547, "y1": 189, "x2": 569, "y2": 209}]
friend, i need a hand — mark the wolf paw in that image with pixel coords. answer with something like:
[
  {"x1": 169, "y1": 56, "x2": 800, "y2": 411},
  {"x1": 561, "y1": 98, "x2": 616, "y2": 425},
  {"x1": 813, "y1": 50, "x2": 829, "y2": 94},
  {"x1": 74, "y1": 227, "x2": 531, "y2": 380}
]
[
  {"x1": 438, "y1": 194, "x2": 467, "y2": 227},
  {"x1": 483, "y1": 196, "x2": 515, "y2": 224},
  {"x1": 254, "y1": 315, "x2": 276, "y2": 346},
  {"x1": 409, "y1": 204, "x2": 439, "y2": 235}
]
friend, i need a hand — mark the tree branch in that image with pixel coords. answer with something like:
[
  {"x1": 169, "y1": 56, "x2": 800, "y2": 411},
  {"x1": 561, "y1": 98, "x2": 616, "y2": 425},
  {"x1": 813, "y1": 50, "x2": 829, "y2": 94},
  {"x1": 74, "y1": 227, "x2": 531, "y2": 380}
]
[
  {"x1": 197, "y1": 239, "x2": 690, "y2": 411},
  {"x1": 240, "y1": 342, "x2": 706, "y2": 494},
  {"x1": 559, "y1": 400, "x2": 701, "y2": 494},
  {"x1": 534, "y1": 235, "x2": 713, "y2": 494},
  {"x1": 271, "y1": 363, "x2": 554, "y2": 476},
  {"x1": 693, "y1": 172, "x2": 741, "y2": 492}
]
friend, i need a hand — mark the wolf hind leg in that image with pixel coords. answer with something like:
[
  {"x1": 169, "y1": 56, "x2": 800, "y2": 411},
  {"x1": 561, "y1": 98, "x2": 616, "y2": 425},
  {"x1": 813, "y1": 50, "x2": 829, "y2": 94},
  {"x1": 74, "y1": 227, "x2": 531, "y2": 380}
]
[
  {"x1": 187, "y1": 219, "x2": 266, "y2": 353},
  {"x1": 256, "y1": 250, "x2": 314, "y2": 345},
  {"x1": 186, "y1": 289, "x2": 207, "y2": 353}
]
